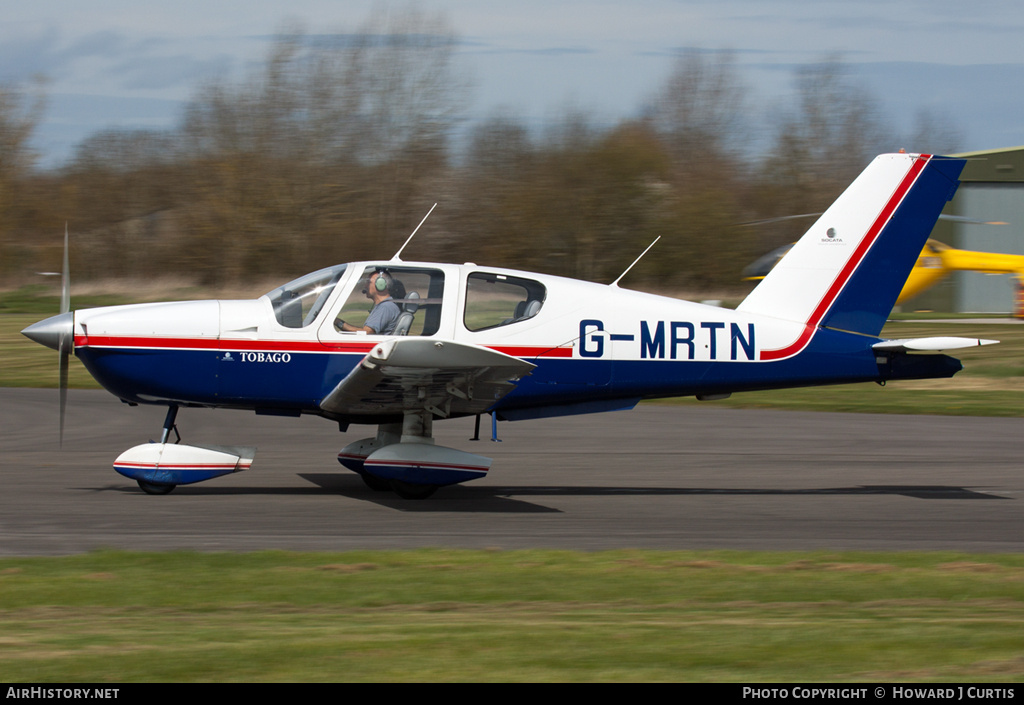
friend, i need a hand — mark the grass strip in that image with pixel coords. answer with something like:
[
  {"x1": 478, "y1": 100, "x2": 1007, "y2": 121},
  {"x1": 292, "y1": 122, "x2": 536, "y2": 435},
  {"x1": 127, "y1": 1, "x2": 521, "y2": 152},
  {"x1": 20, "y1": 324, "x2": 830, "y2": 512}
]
[{"x1": 0, "y1": 549, "x2": 1022, "y2": 682}]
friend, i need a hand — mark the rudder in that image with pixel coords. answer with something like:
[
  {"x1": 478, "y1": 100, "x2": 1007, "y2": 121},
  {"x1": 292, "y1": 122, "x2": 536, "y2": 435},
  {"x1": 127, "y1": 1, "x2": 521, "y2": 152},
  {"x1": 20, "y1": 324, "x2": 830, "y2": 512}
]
[{"x1": 737, "y1": 153, "x2": 965, "y2": 338}]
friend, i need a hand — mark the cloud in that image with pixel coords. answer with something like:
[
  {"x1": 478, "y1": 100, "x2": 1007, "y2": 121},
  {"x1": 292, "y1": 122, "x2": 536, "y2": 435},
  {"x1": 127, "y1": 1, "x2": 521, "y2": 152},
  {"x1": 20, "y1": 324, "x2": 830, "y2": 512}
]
[
  {"x1": 491, "y1": 46, "x2": 596, "y2": 57},
  {"x1": 0, "y1": 27, "x2": 67, "y2": 81},
  {"x1": 114, "y1": 54, "x2": 235, "y2": 91}
]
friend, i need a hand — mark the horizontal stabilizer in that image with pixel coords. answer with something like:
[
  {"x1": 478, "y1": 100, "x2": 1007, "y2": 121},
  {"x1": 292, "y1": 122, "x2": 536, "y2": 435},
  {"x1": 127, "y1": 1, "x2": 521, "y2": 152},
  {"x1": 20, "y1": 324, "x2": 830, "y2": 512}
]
[{"x1": 872, "y1": 337, "x2": 999, "y2": 353}]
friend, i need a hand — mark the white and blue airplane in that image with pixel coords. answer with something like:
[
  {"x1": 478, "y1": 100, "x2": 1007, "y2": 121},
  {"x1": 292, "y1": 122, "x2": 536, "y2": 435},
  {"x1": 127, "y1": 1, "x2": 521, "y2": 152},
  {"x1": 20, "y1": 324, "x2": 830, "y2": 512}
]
[{"x1": 22, "y1": 152, "x2": 997, "y2": 498}]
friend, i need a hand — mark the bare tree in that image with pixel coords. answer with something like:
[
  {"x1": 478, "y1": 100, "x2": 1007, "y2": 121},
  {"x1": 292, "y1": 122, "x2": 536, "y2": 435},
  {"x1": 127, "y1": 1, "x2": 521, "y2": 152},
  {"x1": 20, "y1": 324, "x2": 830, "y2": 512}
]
[
  {"x1": 176, "y1": 8, "x2": 467, "y2": 282},
  {"x1": 748, "y1": 56, "x2": 895, "y2": 256},
  {"x1": 0, "y1": 78, "x2": 46, "y2": 277},
  {"x1": 767, "y1": 56, "x2": 891, "y2": 196},
  {"x1": 906, "y1": 108, "x2": 965, "y2": 156},
  {"x1": 645, "y1": 50, "x2": 750, "y2": 173},
  {"x1": 639, "y1": 51, "x2": 757, "y2": 289}
]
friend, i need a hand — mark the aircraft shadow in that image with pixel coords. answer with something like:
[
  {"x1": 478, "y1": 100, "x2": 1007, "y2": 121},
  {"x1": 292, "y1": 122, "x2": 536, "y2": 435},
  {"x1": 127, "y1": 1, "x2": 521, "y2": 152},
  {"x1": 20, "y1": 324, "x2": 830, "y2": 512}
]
[
  {"x1": 300, "y1": 478, "x2": 1014, "y2": 512},
  {"x1": 92, "y1": 478, "x2": 1009, "y2": 514}
]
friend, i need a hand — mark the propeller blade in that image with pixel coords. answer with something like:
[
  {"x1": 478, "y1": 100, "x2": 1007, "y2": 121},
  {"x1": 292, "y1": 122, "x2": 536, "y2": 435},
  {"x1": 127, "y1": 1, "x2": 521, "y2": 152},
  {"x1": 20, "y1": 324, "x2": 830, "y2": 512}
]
[
  {"x1": 59, "y1": 223, "x2": 70, "y2": 447},
  {"x1": 21, "y1": 312, "x2": 74, "y2": 443},
  {"x1": 59, "y1": 335, "x2": 69, "y2": 448},
  {"x1": 61, "y1": 223, "x2": 70, "y2": 315}
]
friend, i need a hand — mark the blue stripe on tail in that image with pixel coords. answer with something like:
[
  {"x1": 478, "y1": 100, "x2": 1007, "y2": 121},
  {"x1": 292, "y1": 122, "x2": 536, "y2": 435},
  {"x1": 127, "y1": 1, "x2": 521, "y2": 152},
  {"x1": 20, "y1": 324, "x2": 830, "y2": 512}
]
[{"x1": 821, "y1": 156, "x2": 965, "y2": 337}]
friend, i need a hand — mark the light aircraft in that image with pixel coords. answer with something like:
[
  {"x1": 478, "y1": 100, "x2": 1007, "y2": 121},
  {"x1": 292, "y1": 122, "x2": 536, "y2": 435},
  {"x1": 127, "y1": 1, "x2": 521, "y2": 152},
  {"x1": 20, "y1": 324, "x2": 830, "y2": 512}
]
[{"x1": 22, "y1": 153, "x2": 997, "y2": 499}]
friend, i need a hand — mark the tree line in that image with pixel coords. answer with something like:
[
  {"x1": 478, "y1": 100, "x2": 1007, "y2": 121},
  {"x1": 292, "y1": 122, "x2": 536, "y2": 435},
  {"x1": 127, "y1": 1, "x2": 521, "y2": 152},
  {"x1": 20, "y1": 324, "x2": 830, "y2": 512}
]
[{"x1": 0, "y1": 10, "x2": 963, "y2": 293}]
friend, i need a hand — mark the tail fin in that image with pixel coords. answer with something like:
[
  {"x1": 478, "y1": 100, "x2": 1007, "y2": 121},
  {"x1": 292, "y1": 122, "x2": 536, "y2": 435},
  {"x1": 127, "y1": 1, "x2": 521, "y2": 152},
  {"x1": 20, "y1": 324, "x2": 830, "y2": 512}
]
[{"x1": 737, "y1": 153, "x2": 965, "y2": 338}]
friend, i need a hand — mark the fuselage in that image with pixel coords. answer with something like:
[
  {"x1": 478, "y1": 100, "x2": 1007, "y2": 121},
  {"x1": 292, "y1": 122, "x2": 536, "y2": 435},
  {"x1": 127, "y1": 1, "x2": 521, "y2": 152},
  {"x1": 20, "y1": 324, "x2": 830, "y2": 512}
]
[{"x1": 61, "y1": 259, "x2": 959, "y2": 423}]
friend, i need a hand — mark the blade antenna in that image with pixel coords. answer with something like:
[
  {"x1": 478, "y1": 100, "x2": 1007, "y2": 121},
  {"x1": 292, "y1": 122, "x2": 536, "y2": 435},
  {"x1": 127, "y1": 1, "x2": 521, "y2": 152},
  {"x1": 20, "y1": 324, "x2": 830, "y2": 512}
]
[
  {"x1": 59, "y1": 223, "x2": 71, "y2": 447},
  {"x1": 610, "y1": 236, "x2": 660, "y2": 288},
  {"x1": 391, "y1": 203, "x2": 437, "y2": 262}
]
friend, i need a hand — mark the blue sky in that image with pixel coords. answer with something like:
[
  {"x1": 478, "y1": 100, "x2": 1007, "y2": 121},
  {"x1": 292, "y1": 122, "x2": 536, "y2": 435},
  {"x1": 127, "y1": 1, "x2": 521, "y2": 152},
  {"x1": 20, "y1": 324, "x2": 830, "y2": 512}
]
[{"x1": 4, "y1": 1, "x2": 1023, "y2": 167}]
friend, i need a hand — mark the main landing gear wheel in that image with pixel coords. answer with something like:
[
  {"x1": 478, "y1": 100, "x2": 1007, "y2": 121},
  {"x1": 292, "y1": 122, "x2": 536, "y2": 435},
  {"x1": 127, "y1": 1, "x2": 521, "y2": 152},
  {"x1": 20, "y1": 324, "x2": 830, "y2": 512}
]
[
  {"x1": 389, "y1": 480, "x2": 438, "y2": 500},
  {"x1": 137, "y1": 480, "x2": 176, "y2": 495},
  {"x1": 360, "y1": 473, "x2": 392, "y2": 492}
]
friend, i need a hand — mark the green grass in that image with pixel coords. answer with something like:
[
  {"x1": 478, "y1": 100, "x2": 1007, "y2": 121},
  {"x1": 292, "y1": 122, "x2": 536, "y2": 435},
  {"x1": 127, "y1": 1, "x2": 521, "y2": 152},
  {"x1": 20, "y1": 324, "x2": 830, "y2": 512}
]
[
  {"x1": 0, "y1": 285, "x2": 138, "y2": 315},
  {"x1": 0, "y1": 549, "x2": 1022, "y2": 682}
]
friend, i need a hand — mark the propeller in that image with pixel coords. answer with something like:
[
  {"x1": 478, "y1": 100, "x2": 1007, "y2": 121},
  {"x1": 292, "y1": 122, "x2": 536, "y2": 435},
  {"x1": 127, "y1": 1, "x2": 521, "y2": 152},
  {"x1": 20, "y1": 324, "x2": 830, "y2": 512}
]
[
  {"x1": 58, "y1": 223, "x2": 71, "y2": 447},
  {"x1": 21, "y1": 226, "x2": 75, "y2": 446}
]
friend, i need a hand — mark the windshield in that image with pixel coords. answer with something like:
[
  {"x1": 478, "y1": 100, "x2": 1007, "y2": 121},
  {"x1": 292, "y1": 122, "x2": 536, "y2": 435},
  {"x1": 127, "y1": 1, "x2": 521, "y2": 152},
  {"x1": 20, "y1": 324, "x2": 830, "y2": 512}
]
[{"x1": 265, "y1": 264, "x2": 348, "y2": 328}]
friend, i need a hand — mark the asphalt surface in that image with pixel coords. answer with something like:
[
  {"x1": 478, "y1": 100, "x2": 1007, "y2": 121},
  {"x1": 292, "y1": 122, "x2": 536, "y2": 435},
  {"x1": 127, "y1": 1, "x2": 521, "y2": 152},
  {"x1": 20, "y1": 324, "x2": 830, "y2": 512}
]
[{"x1": 1, "y1": 388, "x2": 1022, "y2": 555}]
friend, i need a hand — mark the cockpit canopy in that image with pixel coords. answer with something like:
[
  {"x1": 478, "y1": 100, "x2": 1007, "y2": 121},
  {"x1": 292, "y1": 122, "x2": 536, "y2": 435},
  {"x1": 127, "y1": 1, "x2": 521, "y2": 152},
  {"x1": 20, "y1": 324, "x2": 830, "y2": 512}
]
[{"x1": 264, "y1": 262, "x2": 547, "y2": 335}]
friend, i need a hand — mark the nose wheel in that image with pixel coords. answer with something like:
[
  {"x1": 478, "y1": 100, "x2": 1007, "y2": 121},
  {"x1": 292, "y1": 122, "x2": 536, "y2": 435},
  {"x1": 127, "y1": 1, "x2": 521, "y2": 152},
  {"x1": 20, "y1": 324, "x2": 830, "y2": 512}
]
[{"x1": 134, "y1": 405, "x2": 180, "y2": 495}]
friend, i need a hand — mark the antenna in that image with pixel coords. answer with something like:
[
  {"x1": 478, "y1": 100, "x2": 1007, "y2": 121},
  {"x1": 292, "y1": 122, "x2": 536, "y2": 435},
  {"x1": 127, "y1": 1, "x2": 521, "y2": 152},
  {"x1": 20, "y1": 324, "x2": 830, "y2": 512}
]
[
  {"x1": 610, "y1": 236, "x2": 660, "y2": 287},
  {"x1": 391, "y1": 203, "x2": 437, "y2": 262}
]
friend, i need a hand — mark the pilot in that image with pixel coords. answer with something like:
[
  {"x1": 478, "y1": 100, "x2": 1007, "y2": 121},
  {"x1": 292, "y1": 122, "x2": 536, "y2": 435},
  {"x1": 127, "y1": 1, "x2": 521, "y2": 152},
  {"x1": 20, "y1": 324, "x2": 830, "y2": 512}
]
[{"x1": 337, "y1": 271, "x2": 401, "y2": 335}]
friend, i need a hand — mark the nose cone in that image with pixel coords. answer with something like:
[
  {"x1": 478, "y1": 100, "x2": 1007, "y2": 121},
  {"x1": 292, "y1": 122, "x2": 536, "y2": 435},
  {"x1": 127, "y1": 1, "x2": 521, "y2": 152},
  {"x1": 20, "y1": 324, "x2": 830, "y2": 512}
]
[{"x1": 22, "y1": 312, "x2": 74, "y2": 351}]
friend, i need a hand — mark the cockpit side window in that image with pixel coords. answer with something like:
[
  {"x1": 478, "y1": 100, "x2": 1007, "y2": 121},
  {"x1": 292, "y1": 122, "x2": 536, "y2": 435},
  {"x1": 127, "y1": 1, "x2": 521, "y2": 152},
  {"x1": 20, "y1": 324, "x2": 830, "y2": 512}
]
[
  {"x1": 334, "y1": 266, "x2": 445, "y2": 336},
  {"x1": 464, "y1": 272, "x2": 546, "y2": 332},
  {"x1": 265, "y1": 264, "x2": 347, "y2": 328}
]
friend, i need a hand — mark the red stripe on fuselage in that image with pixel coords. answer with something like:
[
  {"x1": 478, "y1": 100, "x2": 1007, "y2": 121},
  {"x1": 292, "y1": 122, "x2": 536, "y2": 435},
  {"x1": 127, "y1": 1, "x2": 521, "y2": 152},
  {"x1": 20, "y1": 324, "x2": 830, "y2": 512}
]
[
  {"x1": 74, "y1": 335, "x2": 571, "y2": 358},
  {"x1": 759, "y1": 155, "x2": 930, "y2": 361},
  {"x1": 76, "y1": 335, "x2": 377, "y2": 354},
  {"x1": 490, "y1": 345, "x2": 572, "y2": 358}
]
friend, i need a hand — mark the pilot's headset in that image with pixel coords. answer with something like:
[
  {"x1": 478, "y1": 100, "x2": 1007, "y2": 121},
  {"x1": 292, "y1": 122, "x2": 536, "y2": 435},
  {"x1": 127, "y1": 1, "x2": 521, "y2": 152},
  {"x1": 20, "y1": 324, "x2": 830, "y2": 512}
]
[
  {"x1": 362, "y1": 270, "x2": 392, "y2": 295},
  {"x1": 372, "y1": 270, "x2": 392, "y2": 294}
]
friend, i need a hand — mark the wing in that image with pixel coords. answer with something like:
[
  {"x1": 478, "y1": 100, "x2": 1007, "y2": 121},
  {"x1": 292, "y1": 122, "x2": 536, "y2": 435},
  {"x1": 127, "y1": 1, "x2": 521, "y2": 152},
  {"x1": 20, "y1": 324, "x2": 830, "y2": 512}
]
[{"x1": 319, "y1": 338, "x2": 536, "y2": 418}]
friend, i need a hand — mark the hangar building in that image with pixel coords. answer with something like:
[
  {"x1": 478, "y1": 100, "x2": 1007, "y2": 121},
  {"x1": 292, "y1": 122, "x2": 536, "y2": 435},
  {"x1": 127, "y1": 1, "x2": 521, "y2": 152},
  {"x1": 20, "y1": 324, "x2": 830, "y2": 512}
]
[{"x1": 907, "y1": 146, "x2": 1024, "y2": 313}]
